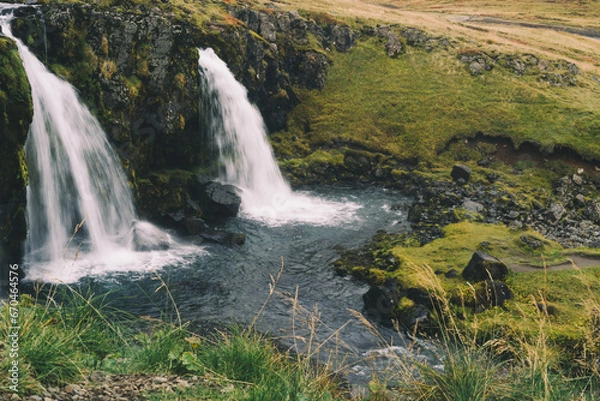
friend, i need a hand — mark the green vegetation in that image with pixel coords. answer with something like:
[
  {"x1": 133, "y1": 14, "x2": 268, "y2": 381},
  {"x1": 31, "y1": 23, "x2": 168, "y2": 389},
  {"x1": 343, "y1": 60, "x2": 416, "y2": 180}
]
[
  {"x1": 386, "y1": 262, "x2": 600, "y2": 401},
  {"x1": 273, "y1": 37, "x2": 600, "y2": 166},
  {"x1": 0, "y1": 284, "x2": 345, "y2": 400}
]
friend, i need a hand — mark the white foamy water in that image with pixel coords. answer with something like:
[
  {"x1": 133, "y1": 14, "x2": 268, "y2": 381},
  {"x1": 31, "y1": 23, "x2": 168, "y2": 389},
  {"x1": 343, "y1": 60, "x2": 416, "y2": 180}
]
[
  {"x1": 1, "y1": 9, "x2": 201, "y2": 282},
  {"x1": 23, "y1": 241, "x2": 204, "y2": 284},
  {"x1": 198, "y1": 48, "x2": 360, "y2": 226}
]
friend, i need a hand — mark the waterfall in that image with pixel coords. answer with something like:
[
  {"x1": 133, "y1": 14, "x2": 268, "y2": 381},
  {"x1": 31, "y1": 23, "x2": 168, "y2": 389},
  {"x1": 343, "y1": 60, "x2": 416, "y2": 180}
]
[
  {"x1": 198, "y1": 48, "x2": 360, "y2": 226},
  {"x1": 0, "y1": 10, "x2": 156, "y2": 267},
  {"x1": 198, "y1": 48, "x2": 292, "y2": 206}
]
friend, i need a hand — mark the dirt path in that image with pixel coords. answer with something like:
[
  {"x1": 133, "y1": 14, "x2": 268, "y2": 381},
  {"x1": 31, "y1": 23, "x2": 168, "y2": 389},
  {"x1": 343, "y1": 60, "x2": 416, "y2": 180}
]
[
  {"x1": 510, "y1": 255, "x2": 600, "y2": 273},
  {"x1": 457, "y1": 16, "x2": 600, "y2": 40}
]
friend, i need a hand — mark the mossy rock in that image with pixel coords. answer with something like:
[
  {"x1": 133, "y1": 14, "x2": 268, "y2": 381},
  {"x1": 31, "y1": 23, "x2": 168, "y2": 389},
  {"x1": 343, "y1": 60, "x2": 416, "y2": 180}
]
[{"x1": 0, "y1": 37, "x2": 33, "y2": 275}]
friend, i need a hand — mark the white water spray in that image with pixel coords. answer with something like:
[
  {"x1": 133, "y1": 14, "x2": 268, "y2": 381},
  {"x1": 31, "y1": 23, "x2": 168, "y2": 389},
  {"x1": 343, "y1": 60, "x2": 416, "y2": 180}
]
[{"x1": 198, "y1": 48, "x2": 360, "y2": 226}]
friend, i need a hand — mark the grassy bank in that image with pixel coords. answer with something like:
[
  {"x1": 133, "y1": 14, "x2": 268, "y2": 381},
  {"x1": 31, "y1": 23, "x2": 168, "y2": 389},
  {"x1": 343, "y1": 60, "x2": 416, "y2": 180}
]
[
  {"x1": 2, "y1": 276, "x2": 599, "y2": 400},
  {"x1": 0, "y1": 284, "x2": 345, "y2": 400}
]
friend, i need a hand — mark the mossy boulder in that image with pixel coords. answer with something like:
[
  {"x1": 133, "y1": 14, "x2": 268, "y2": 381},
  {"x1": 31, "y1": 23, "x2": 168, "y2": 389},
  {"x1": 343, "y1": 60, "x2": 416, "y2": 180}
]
[
  {"x1": 0, "y1": 37, "x2": 33, "y2": 283},
  {"x1": 462, "y1": 251, "x2": 509, "y2": 282}
]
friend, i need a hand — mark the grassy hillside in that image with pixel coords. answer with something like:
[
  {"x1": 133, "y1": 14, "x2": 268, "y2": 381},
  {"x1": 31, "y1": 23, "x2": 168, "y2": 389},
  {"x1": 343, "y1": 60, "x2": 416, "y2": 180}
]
[{"x1": 273, "y1": 36, "x2": 600, "y2": 165}]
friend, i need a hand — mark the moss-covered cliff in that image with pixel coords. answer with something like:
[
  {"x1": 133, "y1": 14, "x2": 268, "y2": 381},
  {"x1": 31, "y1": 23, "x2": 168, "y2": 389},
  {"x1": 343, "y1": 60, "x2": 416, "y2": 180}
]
[{"x1": 0, "y1": 36, "x2": 33, "y2": 282}]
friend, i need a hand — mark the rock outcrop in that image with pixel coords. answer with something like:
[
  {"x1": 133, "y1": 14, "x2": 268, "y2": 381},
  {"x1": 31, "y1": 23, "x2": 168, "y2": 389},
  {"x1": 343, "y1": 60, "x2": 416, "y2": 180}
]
[{"x1": 0, "y1": 37, "x2": 33, "y2": 286}]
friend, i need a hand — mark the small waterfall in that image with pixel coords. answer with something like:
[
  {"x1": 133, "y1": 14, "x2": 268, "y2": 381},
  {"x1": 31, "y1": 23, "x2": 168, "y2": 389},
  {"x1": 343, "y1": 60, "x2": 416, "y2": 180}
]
[
  {"x1": 1, "y1": 11, "x2": 137, "y2": 263},
  {"x1": 198, "y1": 48, "x2": 360, "y2": 226},
  {"x1": 198, "y1": 48, "x2": 292, "y2": 206}
]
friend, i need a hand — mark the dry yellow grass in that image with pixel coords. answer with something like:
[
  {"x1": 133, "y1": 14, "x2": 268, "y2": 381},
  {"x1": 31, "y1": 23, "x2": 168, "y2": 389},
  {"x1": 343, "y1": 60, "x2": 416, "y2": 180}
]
[{"x1": 255, "y1": 0, "x2": 600, "y2": 75}]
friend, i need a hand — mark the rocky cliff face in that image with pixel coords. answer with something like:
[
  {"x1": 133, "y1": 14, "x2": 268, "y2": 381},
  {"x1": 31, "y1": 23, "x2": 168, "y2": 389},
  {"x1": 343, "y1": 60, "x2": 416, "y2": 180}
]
[
  {"x1": 6, "y1": 2, "x2": 354, "y2": 231},
  {"x1": 0, "y1": 36, "x2": 33, "y2": 284}
]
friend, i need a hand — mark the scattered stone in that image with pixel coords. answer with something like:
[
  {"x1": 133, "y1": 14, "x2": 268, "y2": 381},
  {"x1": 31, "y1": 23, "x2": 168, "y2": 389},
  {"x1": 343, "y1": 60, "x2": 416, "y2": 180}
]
[
  {"x1": 152, "y1": 376, "x2": 168, "y2": 384},
  {"x1": 543, "y1": 202, "x2": 566, "y2": 224},
  {"x1": 572, "y1": 174, "x2": 583, "y2": 186},
  {"x1": 585, "y1": 199, "x2": 600, "y2": 224},
  {"x1": 462, "y1": 199, "x2": 484, "y2": 213},
  {"x1": 507, "y1": 210, "x2": 520, "y2": 219},
  {"x1": 508, "y1": 220, "x2": 523, "y2": 230},
  {"x1": 462, "y1": 251, "x2": 509, "y2": 282},
  {"x1": 520, "y1": 235, "x2": 543, "y2": 249},
  {"x1": 444, "y1": 269, "x2": 458, "y2": 278},
  {"x1": 575, "y1": 194, "x2": 586, "y2": 207},
  {"x1": 64, "y1": 384, "x2": 81, "y2": 395},
  {"x1": 451, "y1": 164, "x2": 472, "y2": 184}
]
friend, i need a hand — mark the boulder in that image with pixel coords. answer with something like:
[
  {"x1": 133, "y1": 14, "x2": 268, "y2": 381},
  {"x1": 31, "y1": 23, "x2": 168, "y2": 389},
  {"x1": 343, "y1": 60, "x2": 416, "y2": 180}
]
[
  {"x1": 131, "y1": 221, "x2": 171, "y2": 251},
  {"x1": 363, "y1": 279, "x2": 399, "y2": 325},
  {"x1": 202, "y1": 182, "x2": 242, "y2": 219},
  {"x1": 188, "y1": 176, "x2": 242, "y2": 220},
  {"x1": 451, "y1": 164, "x2": 472, "y2": 184},
  {"x1": 462, "y1": 251, "x2": 509, "y2": 282},
  {"x1": 330, "y1": 25, "x2": 355, "y2": 52},
  {"x1": 475, "y1": 280, "x2": 514, "y2": 310}
]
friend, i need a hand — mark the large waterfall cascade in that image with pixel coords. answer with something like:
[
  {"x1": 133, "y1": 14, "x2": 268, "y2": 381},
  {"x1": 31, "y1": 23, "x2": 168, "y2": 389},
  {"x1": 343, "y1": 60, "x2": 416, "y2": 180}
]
[
  {"x1": 198, "y1": 48, "x2": 360, "y2": 226},
  {"x1": 0, "y1": 7, "x2": 182, "y2": 282}
]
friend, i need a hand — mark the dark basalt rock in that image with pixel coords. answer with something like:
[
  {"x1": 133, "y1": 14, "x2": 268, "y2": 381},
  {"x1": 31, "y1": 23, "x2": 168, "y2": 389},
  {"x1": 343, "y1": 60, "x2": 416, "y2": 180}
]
[
  {"x1": 398, "y1": 303, "x2": 429, "y2": 328},
  {"x1": 363, "y1": 279, "x2": 399, "y2": 325},
  {"x1": 199, "y1": 182, "x2": 242, "y2": 220},
  {"x1": 451, "y1": 164, "x2": 472, "y2": 184},
  {"x1": 475, "y1": 280, "x2": 514, "y2": 310},
  {"x1": 183, "y1": 216, "x2": 209, "y2": 236},
  {"x1": 585, "y1": 199, "x2": 600, "y2": 224},
  {"x1": 462, "y1": 251, "x2": 509, "y2": 282},
  {"x1": 520, "y1": 235, "x2": 544, "y2": 249},
  {"x1": 330, "y1": 25, "x2": 356, "y2": 52}
]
